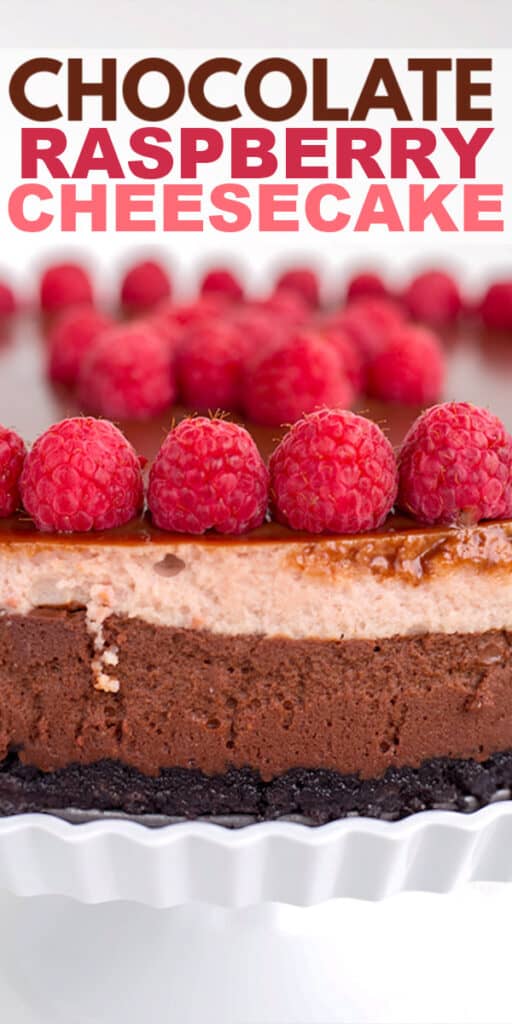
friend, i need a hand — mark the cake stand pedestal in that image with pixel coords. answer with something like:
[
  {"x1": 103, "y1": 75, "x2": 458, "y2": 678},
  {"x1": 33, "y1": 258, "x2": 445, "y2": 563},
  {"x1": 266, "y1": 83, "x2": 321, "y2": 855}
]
[
  {"x1": 2, "y1": 884, "x2": 512, "y2": 1022},
  {"x1": 0, "y1": 892, "x2": 377, "y2": 1024}
]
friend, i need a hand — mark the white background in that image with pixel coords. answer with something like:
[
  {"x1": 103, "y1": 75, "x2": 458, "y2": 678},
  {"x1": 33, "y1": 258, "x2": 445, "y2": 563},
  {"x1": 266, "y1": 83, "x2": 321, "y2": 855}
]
[
  {"x1": 1, "y1": 0, "x2": 511, "y2": 49},
  {"x1": 2, "y1": 4, "x2": 512, "y2": 1023}
]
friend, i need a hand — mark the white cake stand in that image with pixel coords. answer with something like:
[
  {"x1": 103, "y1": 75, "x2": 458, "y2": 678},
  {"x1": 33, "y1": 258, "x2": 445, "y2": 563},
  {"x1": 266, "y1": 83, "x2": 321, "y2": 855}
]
[
  {"x1": 1, "y1": 804, "x2": 512, "y2": 1023},
  {"x1": 2, "y1": 884, "x2": 512, "y2": 1023}
]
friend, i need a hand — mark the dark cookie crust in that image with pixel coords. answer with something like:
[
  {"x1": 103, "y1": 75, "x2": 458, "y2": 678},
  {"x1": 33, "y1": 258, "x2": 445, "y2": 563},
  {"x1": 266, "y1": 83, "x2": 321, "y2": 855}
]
[{"x1": 1, "y1": 750, "x2": 511, "y2": 825}]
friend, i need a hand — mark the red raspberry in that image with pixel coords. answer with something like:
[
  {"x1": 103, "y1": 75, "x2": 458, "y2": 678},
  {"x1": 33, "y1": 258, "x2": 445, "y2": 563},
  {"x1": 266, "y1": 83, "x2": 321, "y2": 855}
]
[
  {"x1": 78, "y1": 323, "x2": 176, "y2": 420},
  {"x1": 255, "y1": 290, "x2": 310, "y2": 324},
  {"x1": 200, "y1": 267, "x2": 244, "y2": 303},
  {"x1": 0, "y1": 281, "x2": 17, "y2": 317},
  {"x1": 145, "y1": 307, "x2": 184, "y2": 356},
  {"x1": 243, "y1": 331, "x2": 354, "y2": 427},
  {"x1": 148, "y1": 417, "x2": 269, "y2": 535},
  {"x1": 480, "y1": 281, "x2": 512, "y2": 330},
  {"x1": 339, "y1": 297, "x2": 405, "y2": 361},
  {"x1": 403, "y1": 270, "x2": 462, "y2": 327},
  {"x1": 230, "y1": 306, "x2": 283, "y2": 355},
  {"x1": 176, "y1": 321, "x2": 248, "y2": 411},
  {"x1": 47, "y1": 306, "x2": 113, "y2": 386},
  {"x1": 346, "y1": 271, "x2": 388, "y2": 304},
  {"x1": 274, "y1": 267, "x2": 320, "y2": 308},
  {"x1": 20, "y1": 417, "x2": 144, "y2": 532},
  {"x1": 319, "y1": 320, "x2": 366, "y2": 395},
  {"x1": 269, "y1": 409, "x2": 398, "y2": 534},
  {"x1": 366, "y1": 325, "x2": 445, "y2": 405},
  {"x1": 0, "y1": 426, "x2": 26, "y2": 516},
  {"x1": 40, "y1": 263, "x2": 93, "y2": 314},
  {"x1": 159, "y1": 296, "x2": 225, "y2": 329},
  {"x1": 120, "y1": 260, "x2": 171, "y2": 313},
  {"x1": 397, "y1": 402, "x2": 512, "y2": 525}
]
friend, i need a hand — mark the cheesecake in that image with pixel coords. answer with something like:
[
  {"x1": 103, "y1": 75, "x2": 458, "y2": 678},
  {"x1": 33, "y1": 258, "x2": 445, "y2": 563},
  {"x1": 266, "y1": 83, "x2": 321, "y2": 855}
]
[
  {"x1": 0, "y1": 311, "x2": 512, "y2": 823},
  {"x1": 1, "y1": 512, "x2": 512, "y2": 822}
]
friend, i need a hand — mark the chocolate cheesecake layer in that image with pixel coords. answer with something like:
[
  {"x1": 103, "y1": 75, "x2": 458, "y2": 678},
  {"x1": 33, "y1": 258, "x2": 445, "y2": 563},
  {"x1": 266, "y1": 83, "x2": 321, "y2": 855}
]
[{"x1": 1, "y1": 609, "x2": 512, "y2": 785}]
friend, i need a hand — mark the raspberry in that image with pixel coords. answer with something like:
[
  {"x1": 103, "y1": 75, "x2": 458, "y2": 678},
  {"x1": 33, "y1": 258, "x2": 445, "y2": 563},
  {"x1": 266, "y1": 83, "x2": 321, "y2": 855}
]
[
  {"x1": 230, "y1": 306, "x2": 282, "y2": 355},
  {"x1": 346, "y1": 271, "x2": 388, "y2": 304},
  {"x1": 269, "y1": 409, "x2": 398, "y2": 534},
  {"x1": 255, "y1": 290, "x2": 310, "y2": 324},
  {"x1": 0, "y1": 426, "x2": 26, "y2": 517},
  {"x1": 78, "y1": 323, "x2": 176, "y2": 420},
  {"x1": 47, "y1": 306, "x2": 113, "y2": 386},
  {"x1": 274, "y1": 267, "x2": 320, "y2": 308},
  {"x1": 403, "y1": 270, "x2": 462, "y2": 327},
  {"x1": 366, "y1": 325, "x2": 445, "y2": 405},
  {"x1": 339, "y1": 297, "x2": 405, "y2": 361},
  {"x1": 40, "y1": 263, "x2": 93, "y2": 314},
  {"x1": 397, "y1": 402, "x2": 512, "y2": 525},
  {"x1": 0, "y1": 281, "x2": 17, "y2": 317},
  {"x1": 148, "y1": 417, "x2": 269, "y2": 535},
  {"x1": 20, "y1": 417, "x2": 143, "y2": 532},
  {"x1": 159, "y1": 296, "x2": 225, "y2": 328},
  {"x1": 243, "y1": 331, "x2": 354, "y2": 426},
  {"x1": 120, "y1": 260, "x2": 171, "y2": 312},
  {"x1": 147, "y1": 307, "x2": 184, "y2": 356},
  {"x1": 176, "y1": 321, "x2": 248, "y2": 411},
  {"x1": 480, "y1": 281, "x2": 512, "y2": 330},
  {"x1": 200, "y1": 267, "x2": 244, "y2": 303},
  {"x1": 319, "y1": 320, "x2": 366, "y2": 395}
]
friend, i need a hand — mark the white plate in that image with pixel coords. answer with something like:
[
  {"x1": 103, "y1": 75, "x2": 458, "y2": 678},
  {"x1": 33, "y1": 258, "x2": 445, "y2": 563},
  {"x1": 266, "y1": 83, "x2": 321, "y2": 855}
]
[{"x1": 1, "y1": 801, "x2": 512, "y2": 907}]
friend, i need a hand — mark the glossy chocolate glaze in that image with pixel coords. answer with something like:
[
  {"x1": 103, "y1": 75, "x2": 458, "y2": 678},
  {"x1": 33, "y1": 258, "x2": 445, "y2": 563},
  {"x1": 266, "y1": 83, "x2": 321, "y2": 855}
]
[{"x1": 0, "y1": 315, "x2": 511, "y2": 550}]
